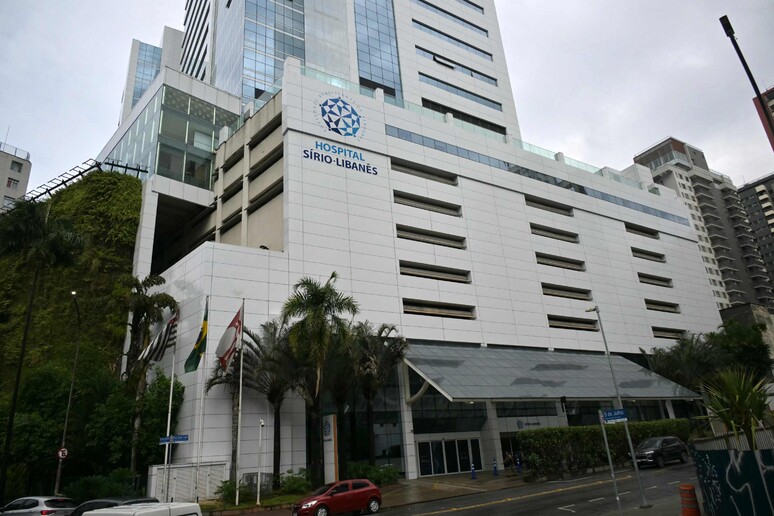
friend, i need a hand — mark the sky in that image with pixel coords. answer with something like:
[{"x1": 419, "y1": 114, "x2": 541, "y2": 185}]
[{"x1": 0, "y1": 1, "x2": 772, "y2": 193}]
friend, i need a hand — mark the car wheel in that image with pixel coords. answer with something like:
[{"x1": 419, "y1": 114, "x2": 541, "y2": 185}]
[
  {"x1": 680, "y1": 450, "x2": 689, "y2": 463},
  {"x1": 367, "y1": 497, "x2": 381, "y2": 514},
  {"x1": 315, "y1": 505, "x2": 329, "y2": 516},
  {"x1": 655, "y1": 455, "x2": 665, "y2": 468}
]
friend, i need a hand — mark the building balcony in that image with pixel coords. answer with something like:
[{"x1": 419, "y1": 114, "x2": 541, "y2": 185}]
[
  {"x1": 693, "y1": 181, "x2": 711, "y2": 192},
  {"x1": 709, "y1": 232, "x2": 730, "y2": 244},
  {"x1": 738, "y1": 232, "x2": 755, "y2": 241},
  {"x1": 705, "y1": 221, "x2": 725, "y2": 232},
  {"x1": 692, "y1": 174, "x2": 712, "y2": 185},
  {"x1": 751, "y1": 270, "x2": 770, "y2": 281},
  {"x1": 727, "y1": 286, "x2": 747, "y2": 296},
  {"x1": 702, "y1": 211, "x2": 721, "y2": 220},
  {"x1": 720, "y1": 264, "x2": 740, "y2": 274},
  {"x1": 733, "y1": 220, "x2": 752, "y2": 230},
  {"x1": 712, "y1": 243, "x2": 732, "y2": 252},
  {"x1": 696, "y1": 190, "x2": 714, "y2": 202}
]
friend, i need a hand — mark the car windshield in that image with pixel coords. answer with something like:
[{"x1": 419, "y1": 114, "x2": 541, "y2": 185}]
[
  {"x1": 45, "y1": 499, "x2": 76, "y2": 508},
  {"x1": 638, "y1": 438, "x2": 662, "y2": 449},
  {"x1": 311, "y1": 483, "x2": 334, "y2": 496}
]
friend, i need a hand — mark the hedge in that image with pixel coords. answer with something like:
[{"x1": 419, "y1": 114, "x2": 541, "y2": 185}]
[{"x1": 513, "y1": 418, "x2": 691, "y2": 478}]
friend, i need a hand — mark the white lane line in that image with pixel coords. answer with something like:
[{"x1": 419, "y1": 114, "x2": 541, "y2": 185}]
[
  {"x1": 690, "y1": 476, "x2": 697, "y2": 479},
  {"x1": 588, "y1": 497, "x2": 605, "y2": 502},
  {"x1": 645, "y1": 485, "x2": 658, "y2": 490},
  {"x1": 619, "y1": 491, "x2": 631, "y2": 495},
  {"x1": 668, "y1": 480, "x2": 681, "y2": 485},
  {"x1": 558, "y1": 504, "x2": 576, "y2": 513}
]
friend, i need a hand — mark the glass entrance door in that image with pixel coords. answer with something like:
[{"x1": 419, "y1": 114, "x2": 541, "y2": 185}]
[{"x1": 417, "y1": 438, "x2": 481, "y2": 476}]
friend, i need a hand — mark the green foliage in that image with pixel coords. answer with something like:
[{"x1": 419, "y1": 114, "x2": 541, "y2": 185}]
[
  {"x1": 345, "y1": 463, "x2": 400, "y2": 486},
  {"x1": 62, "y1": 469, "x2": 139, "y2": 502},
  {"x1": 278, "y1": 469, "x2": 311, "y2": 495},
  {"x1": 514, "y1": 419, "x2": 691, "y2": 478},
  {"x1": 214, "y1": 480, "x2": 254, "y2": 505}
]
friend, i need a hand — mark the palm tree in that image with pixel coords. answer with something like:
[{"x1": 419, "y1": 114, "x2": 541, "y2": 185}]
[
  {"x1": 702, "y1": 368, "x2": 772, "y2": 450},
  {"x1": 246, "y1": 321, "x2": 296, "y2": 488},
  {"x1": 0, "y1": 198, "x2": 83, "y2": 501},
  {"x1": 705, "y1": 321, "x2": 773, "y2": 382},
  {"x1": 325, "y1": 325, "x2": 357, "y2": 478},
  {"x1": 281, "y1": 272, "x2": 358, "y2": 486},
  {"x1": 353, "y1": 322, "x2": 408, "y2": 465},
  {"x1": 641, "y1": 332, "x2": 722, "y2": 393},
  {"x1": 205, "y1": 338, "x2": 261, "y2": 481},
  {"x1": 116, "y1": 274, "x2": 178, "y2": 473}
]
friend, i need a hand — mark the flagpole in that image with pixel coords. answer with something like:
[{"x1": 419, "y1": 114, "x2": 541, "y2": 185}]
[
  {"x1": 194, "y1": 296, "x2": 209, "y2": 502},
  {"x1": 163, "y1": 315, "x2": 178, "y2": 502},
  {"x1": 234, "y1": 300, "x2": 245, "y2": 506}
]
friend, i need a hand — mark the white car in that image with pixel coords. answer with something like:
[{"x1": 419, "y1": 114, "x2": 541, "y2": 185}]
[
  {"x1": 1, "y1": 497, "x2": 76, "y2": 516},
  {"x1": 83, "y1": 503, "x2": 200, "y2": 516}
]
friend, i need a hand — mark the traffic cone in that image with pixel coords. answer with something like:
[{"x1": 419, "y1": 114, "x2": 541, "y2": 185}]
[{"x1": 679, "y1": 484, "x2": 700, "y2": 516}]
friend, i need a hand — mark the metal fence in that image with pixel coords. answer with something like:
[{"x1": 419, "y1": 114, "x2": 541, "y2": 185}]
[{"x1": 691, "y1": 428, "x2": 774, "y2": 451}]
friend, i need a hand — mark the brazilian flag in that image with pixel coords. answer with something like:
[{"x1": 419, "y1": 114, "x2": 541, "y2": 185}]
[{"x1": 184, "y1": 297, "x2": 209, "y2": 373}]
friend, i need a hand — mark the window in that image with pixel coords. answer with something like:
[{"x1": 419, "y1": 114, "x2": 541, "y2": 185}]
[
  {"x1": 530, "y1": 223, "x2": 579, "y2": 243},
  {"x1": 624, "y1": 222, "x2": 660, "y2": 239},
  {"x1": 631, "y1": 247, "x2": 666, "y2": 262},
  {"x1": 541, "y1": 283, "x2": 592, "y2": 300},
  {"x1": 6, "y1": 178, "x2": 18, "y2": 190},
  {"x1": 421, "y1": 99, "x2": 506, "y2": 135},
  {"x1": 638, "y1": 273, "x2": 673, "y2": 288},
  {"x1": 3, "y1": 196, "x2": 14, "y2": 208},
  {"x1": 352, "y1": 481, "x2": 369, "y2": 490},
  {"x1": 535, "y1": 252, "x2": 585, "y2": 271},
  {"x1": 400, "y1": 261, "x2": 470, "y2": 283},
  {"x1": 394, "y1": 190, "x2": 462, "y2": 216},
  {"x1": 396, "y1": 225, "x2": 466, "y2": 249},
  {"x1": 496, "y1": 401, "x2": 557, "y2": 418},
  {"x1": 419, "y1": 73, "x2": 502, "y2": 111},
  {"x1": 524, "y1": 195, "x2": 573, "y2": 216},
  {"x1": 645, "y1": 299, "x2": 681, "y2": 313},
  {"x1": 403, "y1": 299, "x2": 476, "y2": 319},
  {"x1": 652, "y1": 327, "x2": 685, "y2": 340},
  {"x1": 391, "y1": 160, "x2": 458, "y2": 185},
  {"x1": 10, "y1": 160, "x2": 23, "y2": 173},
  {"x1": 547, "y1": 315, "x2": 598, "y2": 331}
]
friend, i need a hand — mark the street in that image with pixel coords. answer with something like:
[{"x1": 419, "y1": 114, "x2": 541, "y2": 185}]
[{"x1": 384, "y1": 463, "x2": 699, "y2": 515}]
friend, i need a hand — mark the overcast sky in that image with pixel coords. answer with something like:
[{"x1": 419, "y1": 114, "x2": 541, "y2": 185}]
[{"x1": 1, "y1": 1, "x2": 772, "y2": 192}]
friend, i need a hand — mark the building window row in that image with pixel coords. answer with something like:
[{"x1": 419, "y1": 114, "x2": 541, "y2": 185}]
[
  {"x1": 396, "y1": 224, "x2": 466, "y2": 249},
  {"x1": 495, "y1": 401, "x2": 557, "y2": 418},
  {"x1": 391, "y1": 160, "x2": 459, "y2": 185},
  {"x1": 454, "y1": 0, "x2": 484, "y2": 14},
  {"x1": 547, "y1": 315, "x2": 598, "y2": 331},
  {"x1": 419, "y1": 73, "x2": 502, "y2": 111},
  {"x1": 403, "y1": 298, "x2": 476, "y2": 319},
  {"x1": 652, "y1": 327, "x2": 685, "y2": 340},
  {"x1": 394, "y1": 190, "x2": 462, "y2": 216},
  {"x1": 415, "y1": 46, "x2": 497, "y2": 86},
  {"x1": 525, "y1": 195, "x2": 573, "y2": 216},
  {"x1": 385, "y1": 125, "x2": 690, "y2": 226},
  {"x1": 638, "y1": 272, "x2": 673, "y2": 288},
  {"x1": 644, "y1": 299, "x2": 681, "y2": 313},
  {"x1": 632, "y1": 247, "x2": 666, "y2": 263},
  {"x1": 541, "y1": 283, "x2": 592, "y2": 301},
  {"x1": 412, "y1": 0, "x2": 488, "y2": 37},
  {"x1": 530, "y1": 223, "x2": 579, "y2": 243},
  {"x1": 412, "y1": 20, "x2": 492, "y2": 61},
  {"x1": 399, "y1": 260, "x2": 471, "y2": 283},
  {"x1": 421, "y1": 99, "x2": 506, "y2": 135},
  {"x1": 624, "y1": 222, "x2": 659, "y2": 239},
  {"x1": 536, "y1": 252, "x2": 585, "y2": 271}
]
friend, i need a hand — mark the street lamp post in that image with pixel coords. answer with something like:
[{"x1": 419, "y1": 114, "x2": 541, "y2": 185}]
[
  {"x1": 54, "y1": 291, "x2": 81, "y2": 494},
  {"x1": 256, "y1": 418, "x2": 265, "y2": 506},
  {"x1": 586, "y1": 306, "x2": 650, "y2": 509}
]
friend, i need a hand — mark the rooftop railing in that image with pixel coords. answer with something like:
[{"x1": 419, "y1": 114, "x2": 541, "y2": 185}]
[{"x1": 0, "y1": 142, "x2": 30, "y2": 161}]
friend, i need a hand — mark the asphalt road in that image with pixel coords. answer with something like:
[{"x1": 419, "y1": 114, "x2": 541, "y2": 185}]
[{"x1": 384, "y1": 463, "x2": 699, "y2": 515}]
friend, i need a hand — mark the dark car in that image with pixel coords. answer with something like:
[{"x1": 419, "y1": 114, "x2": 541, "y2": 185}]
[
  {"x1": 292, "y1": 479, "x2": 381, "y2": 516},
  {"x1": 633, "y1": 436, "x2": 689, "y2": 467},
  {"x1": 1, "y1": 497, "x2": 76, "y2": 516},
  {"x1": 70, "y1": 498, "x2": 158, "y2": 516}
]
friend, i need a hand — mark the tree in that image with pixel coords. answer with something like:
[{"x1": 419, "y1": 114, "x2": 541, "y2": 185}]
[
  {"x1": 281, "y1": 272, "x2": 358, "y2": 486},
  {"x1": 353, "y1": 322, "x2": 408, "y2": 465},
  {"x1": 324, "y1": 325, "x2": 356, "y2": 478},
  {"x1": 205, "y1": 339, "x2": 261, "y2": 481},
  {"x1": 0, "y1": 198, "x2": 83, "y2": 501},
  {"x1": 641, "y1": 333, "x2": 722, "y2": 393},
  {"x1": 246, "y1": 321, "x2": 296, "y2": 488},
  {"x1": 705, "y1": 320, "x2": 773, "y2": 382},
  {"x1": 116, "y1": 274, "x2": 178, "y2": 474},
  {"x1": 702, "y1": 368, "x2": 772, "y2": 450}
]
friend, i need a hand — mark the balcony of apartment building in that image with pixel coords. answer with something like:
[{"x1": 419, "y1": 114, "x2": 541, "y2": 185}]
[
  {"x1": 732, "y1": 219, "x2": 752, "y2": 232},
  {"x1": 719, "y1": 260, "x2": 740, "y2": 275},
  {"x1": 709, "y1": 231, "x2": 730, "y2": 245},
  {"x1": 704, "y1": 220, "x2": 726, "y2": 234},
  {"x1": 692, "y1": 174, "x2": 712, "y2": 186},
  {"x1": 695, "y1": 189, "x2": 715, "y2": 203},
  {"x1": 715, "y1": 248, "x2": 735, "y2": 261}
]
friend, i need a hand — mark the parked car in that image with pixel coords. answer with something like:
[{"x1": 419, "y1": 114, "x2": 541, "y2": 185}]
[
  {"x1": 633, "y1": 436, "x2": 689, "y2": 467},
  {"x1": 292, "y1": 479, "x2": 382, "y2": 516},
  {"x1": 70, "y1": 498, "x2": 158, "y2": 516},
  {"x1": 0, "y1": 497, "x2": 76, "y2": 516},
  {"x1": 82, "y1": 502, "x2": 199, "y2": 516}
]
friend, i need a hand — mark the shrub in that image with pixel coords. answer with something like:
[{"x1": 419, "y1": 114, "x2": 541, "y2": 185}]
[
  {"x1": 63, "y1": 469, "x2": 139, "y2": 503},
  {"x1": 278, "y1": 469, "x2": 311, "y2": 495},
  {"x1": 346, "y1": 463, "x2": 400, "y2": 486},
  {"x1": 214, "y1": 480, "x2": 254, "y2": 505}
]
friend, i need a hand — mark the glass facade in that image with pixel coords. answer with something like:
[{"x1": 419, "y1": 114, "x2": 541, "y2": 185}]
[
  {"x1": 411, "y1": 0, "x2": 487, "y2": 37},
  {"x1": 419, "y1": 73, "x2": 502, "y2": 111},
  {"x1": 413, "y1": 20, "x2": 492, "y2": 61},
  {"x1": 355, "y1": 0, "x2": 403, "y2": 99},
  {"x1": 133, "y1": 43, "x2": 162, "y2": 109},
  {"x1": 106, "y1": 85, "x2": 239, "y2": 189}
]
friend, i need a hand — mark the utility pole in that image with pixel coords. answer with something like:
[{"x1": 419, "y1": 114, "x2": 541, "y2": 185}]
[{"x1": 54, "y1": 291, "x2": 81, "y2": 494}]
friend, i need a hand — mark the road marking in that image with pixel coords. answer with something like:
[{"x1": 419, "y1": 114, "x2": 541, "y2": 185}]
[
  {"x1": 588, "y1": 497, "x2": 605, "y2": 502},
  {"x1": 645, "y1": 485, "x2": 658, "y2": 490},
  {"x1": 619, "y1": 491, "x2": 631, "y2": 495},
  {"x1": 558, "y1": 504, "x2": 576, "y2": 513},
  {"x1": 668, "y1": 480, "x2": 681, "y2": 485},
  {"x1": 410, "y1": 475, "x2": 633, "y2": 516},
  {"x1": 690, "y1": 476, "x2": 697, "y2": 480}
]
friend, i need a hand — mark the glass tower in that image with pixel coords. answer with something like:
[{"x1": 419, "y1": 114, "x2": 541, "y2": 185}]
[{"x1": 354, "y1": 0, "x2": 403, "y2": 100}]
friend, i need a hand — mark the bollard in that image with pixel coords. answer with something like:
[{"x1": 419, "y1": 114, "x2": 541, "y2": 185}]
[
  {"x1": 470, "y1": 464, "x2": 477, "y2": 480},
  {"x1": 493, "y1": 457, "x2": 498, "y2": 476},
  {"x1": 679, "y1": 484, "x2": 700, "y2": 516}
]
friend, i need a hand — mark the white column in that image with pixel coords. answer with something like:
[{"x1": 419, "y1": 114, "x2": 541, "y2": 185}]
[
  {"x1": 480, "y1": 401, "x2": 503, "y2": 470},
  {"x1": 665, "y1": 400, "x2": 676, "y2": 419},
  {"x1": 397, "y1": 364, "x2": 418, "y2": 480}
]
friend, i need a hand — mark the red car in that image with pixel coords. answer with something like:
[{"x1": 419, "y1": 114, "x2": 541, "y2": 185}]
[{"x1": 292, "y1": 479, "x2": 382, "y2": 516}]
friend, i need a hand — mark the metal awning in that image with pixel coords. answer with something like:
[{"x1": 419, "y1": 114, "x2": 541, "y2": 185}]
[{"x1": 405, "y1": 343, "x2": 699, "y2": 402}]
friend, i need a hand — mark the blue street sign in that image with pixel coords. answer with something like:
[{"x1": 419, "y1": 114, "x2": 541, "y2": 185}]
[
  {"x1": 602, "y1": 408, "x2": 628, "y2": 424},
  {"x1": 159, "y1": 434, "x2": 189, "y2": 445},
  {"x1": 159, "y1": 436, "x2": 170, "y2": 445}
]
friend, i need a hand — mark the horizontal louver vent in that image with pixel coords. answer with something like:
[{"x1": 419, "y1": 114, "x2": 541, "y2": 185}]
[
  {"x1": 525, "y1": 195, "x2": 573, "y2": 216},
  {"x1": 391, "y1": 161, "x2": 458, "y2": 185},
  {"x1": 397, "y1": 225, "x2": 466, "y2": 249},
  {"x1": 652, "y1": 327, "x2": 685, "y2": 340},
  {"x1": 625, "y1": 222, "x2": 660, "y2": 239},
  {"x1": 547, "y1": 315, "x2": 598, "y2": 331},
  {"x1": 394, "y1": 190, "x2": 462, "y2": 216},
  {"x1": 645, "y1": 299, "x2": 681, "y2": 313},
  {"x1": 632, "y1": 247, "x2": 666, "y2": 262},
  {"x1": 638, "y1": 273, "x2": 673, "y2": 288},
  {"x1": 541, "y1": 283, "x2": 592, "y2": 300},
  {"x1": 530, "y1": 223, "x2": 579, "y2": 243},
  {"x1": 536, "y1": 252, "x2": 586, "y2": 271},
  {"x1": 403, "y1": 299, "x2": 476, "y2": 319},
  {"x1": 399, "y1": 261, "x2": 471, "y2": 283}
]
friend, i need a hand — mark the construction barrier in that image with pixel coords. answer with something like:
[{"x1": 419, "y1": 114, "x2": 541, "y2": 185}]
[{"x1": 679, "y1": 484, "x2": 700, "y2": 516}]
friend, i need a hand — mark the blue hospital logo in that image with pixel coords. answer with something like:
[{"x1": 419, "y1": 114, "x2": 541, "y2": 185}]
[
  {"x1": 319, "y1": 97, "x2": 361, "y2": 137},
  {"x1": 323, "y1": 420, "x2": 332, "y2": 437}
]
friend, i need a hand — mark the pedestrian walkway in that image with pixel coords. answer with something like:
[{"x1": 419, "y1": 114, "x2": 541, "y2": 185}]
[{"x1": 381, "y1": 470, "x2": 525, "y2": 508}]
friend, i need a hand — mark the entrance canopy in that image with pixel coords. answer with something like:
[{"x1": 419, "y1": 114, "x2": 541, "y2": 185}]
[{"x1": 405, "y1": 343, "x2": 699, "y2": 402}]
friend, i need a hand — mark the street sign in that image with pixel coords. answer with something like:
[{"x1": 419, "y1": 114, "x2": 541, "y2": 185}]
[
  {"x1": 602, "y1": 408, "x2": 628, "y2": 424},
  {"x1": 159, "y1": 434, "x2": 189, "y2": 445},
  {"x1": 57, "y1": 448, "x2": 68, "y2": 460}
]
